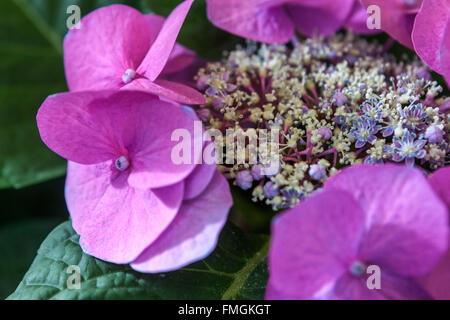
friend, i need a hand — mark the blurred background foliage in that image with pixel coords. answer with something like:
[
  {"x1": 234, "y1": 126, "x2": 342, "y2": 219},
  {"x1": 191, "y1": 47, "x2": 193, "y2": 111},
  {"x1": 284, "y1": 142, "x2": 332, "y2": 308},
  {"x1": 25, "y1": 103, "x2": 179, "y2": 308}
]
[{"x1": 0, "y1": 0, "x2": 447, "y2": 299}]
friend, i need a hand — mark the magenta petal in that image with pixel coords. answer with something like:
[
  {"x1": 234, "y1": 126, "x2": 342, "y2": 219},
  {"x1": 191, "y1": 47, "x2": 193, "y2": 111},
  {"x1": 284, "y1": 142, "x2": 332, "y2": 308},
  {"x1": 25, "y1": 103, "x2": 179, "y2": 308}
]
[
  {"x1": 443, "y1": 24, "x2": 450, "y2": 84},
  {"x1": 428, "y1": 167, "x2": 450, "y2": 208},
  {"x1": 324, "y1": 164, "x2": 448, "y2": 276},
  {"x1": 131, "y1": 172, "x2": 232, "y2": 273},
  {"x1": 418, "y1": 238, "x2": 450, "y2": 300},
  {"x1": 144, "y1": 13, "x2": 196, "y2": 76},
  {"x1": 63, "y1": 5, "x2": 151, "y2": 91},
  {"x1": 345, "y1": 1, "x2": 381, "y2": 34},
  {"x1": 327, "y1": 272, "x2": 430, "y2": 300},
  {"x1": 268, "y1": 190, "x2": 364, "y2": 299},
  {"x1": 361, "y1": 0, "x2": 420, "y2": 49},
  {"x1": 184, "y1": 163, "x2": 217, "y2": 200},
  {"x1": 161, "y1": 44, "x2": 196, "y2": 76},
  {"x1": 206, "y1": 0, "x2": 295, "y2": 44},
  {"x1": 37, "y1": 91, "x2": 124, "y2": 164},
  {"x1": 287, "y1": 0, "x2": 354, "y2": 37},
  {"x1": 123, "y1": 78, "x2": 205, "y2": 105},
  {"x1": 412, "y1": 0, "x2": 450, "y2": 74},
  {"x1": 66, "y1": 161, "x2": 184, "y2": 264},
  {"x1": 138, "y1": 0, "x2": 194, "y2": 81}
]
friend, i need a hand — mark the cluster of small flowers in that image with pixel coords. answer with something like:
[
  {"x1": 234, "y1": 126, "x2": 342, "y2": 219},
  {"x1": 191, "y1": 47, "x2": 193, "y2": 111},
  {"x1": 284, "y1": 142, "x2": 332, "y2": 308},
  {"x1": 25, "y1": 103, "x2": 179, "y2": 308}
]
[{"x1": 195, "y1": 33, "x2": 449, "y2": 210}]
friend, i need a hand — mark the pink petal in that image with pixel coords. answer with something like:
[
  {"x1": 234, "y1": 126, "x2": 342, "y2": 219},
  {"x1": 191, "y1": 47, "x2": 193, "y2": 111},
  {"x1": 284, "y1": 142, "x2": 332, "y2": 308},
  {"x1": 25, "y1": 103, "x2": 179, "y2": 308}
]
[
  {"x1": 428, "y1": 167, "x2": 450, "y2": 208},
  {"x1": 361, "y1": 0, "x2": 422, "y2": 49},
  {"x1": 268, "y1": 190, "x2": 365, "y2": 299},
  {"x1": 118, "y1": 94, "x2": 201, "y2": 189},
  {"x1": 137, "y1": 0, "x2": 194, "y2": 81},
  {"x1": 144, "y1": 14, "x2": 196, "y2": 76},
  {"x1": 37, "y1": 91, "x2": 128, "y2": 164},
  {"x1": 206, "y1": 0, "x2": 295, "y2": 44},
  {"x1": 412, "y1": 0, "x2": 450, "y2": 74},
  {"x1": 324, "y1": 164, "x2": 448, "y2": 276},
  {"x1": 287, "y1": 0, "x2": 354, "y2": 37},
  {"x1": 66, "y1": 161, "x2": 184, "y2": 264},
  {"x1": 131, "y1": 172, "x2": 232, "y2": 273},
  {"x1": 123, "y1": 78, "x2": 205, "y2": 105},
  {"x1": 345, "y1": 1, "x2": 381, "y2": 34},
  {"x1": 63, "y1": 5, "x2": 151, "y2": 91},
  {"x1": 184, "y1": 163, "x2": 217, "y2": 200}
]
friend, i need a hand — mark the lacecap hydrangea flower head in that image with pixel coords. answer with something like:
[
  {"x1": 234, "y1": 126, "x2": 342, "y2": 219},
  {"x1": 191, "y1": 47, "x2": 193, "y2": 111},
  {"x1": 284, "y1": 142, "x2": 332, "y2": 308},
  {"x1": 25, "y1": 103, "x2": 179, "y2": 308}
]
[
  {"x1": 195, "y1": 34, "x2": 449, "y2": 210},
  {"x1": 64, "y1": 0, "x2": 205, "y2": 105},
  {"x1": 37, "y1": 90, "x2": 232, "y2": 272},
  {"x1": 266, "y1": 164, "x2": 449, "y2": 300}
]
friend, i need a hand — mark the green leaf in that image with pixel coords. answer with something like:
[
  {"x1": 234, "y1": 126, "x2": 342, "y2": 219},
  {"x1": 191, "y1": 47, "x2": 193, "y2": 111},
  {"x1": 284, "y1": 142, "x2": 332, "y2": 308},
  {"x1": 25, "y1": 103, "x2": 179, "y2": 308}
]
[
  {"x1": 0, "y1": 0, "x2": 141, "y2": 189},
  {"x1": 7, "y1": 221, "x2": 269, "y2": 300},
  {"x1": 0, "y1": 218, "x2": 63, "y2": 299}
]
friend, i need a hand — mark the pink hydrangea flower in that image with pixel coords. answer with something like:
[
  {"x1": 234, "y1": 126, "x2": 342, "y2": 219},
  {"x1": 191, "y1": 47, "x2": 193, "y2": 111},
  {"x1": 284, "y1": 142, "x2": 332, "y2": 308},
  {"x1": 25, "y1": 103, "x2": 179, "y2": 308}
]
[
  {"x1": 361, "y1": 0, "x2": 423, "y2": 49},
  {"x1": 36, "y1": 90, "x2": 232, "y2": 272},
  {"x1": 418, "y1": 167, "x2": 450, "y2": 299},
  {"x1": 412, "y1": 0, "x2": 450, "y2": 81},
  {"x1": 206, "y1": 0, "x2": 371, "y2": 44},
  {"x1": 266, "y1": 164, "x2": 448, "y2": 300},
  {"x1": 64, "y1": 0, "x2": 205, "y2": 105}
]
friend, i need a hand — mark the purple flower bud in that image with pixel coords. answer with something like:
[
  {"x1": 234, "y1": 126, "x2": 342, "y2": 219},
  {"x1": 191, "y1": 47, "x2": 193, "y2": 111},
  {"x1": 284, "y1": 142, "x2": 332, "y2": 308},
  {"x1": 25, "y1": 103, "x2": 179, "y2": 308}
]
[
  {"x1": 212, "y1": 98, "x2": 224, "y2": 110},
  {"x1": 264, "y1": 182, "x2": 279, "y2": 199},
  {"x1": 251, "y1": 165, "x2": 264, "y2": 180},
  {"x1": 425, "y1": 126, "x2": 443, "y2": 144},
  {"x1": 196, "y1": 108, "x2": 211, "y2": 121},
  {"x1": 317, "y1": 127, "x2": 332, "y2": 140},
  {"x1": 197, "y1": 75, "x2": 209, "y2": 90},
  {"x1": 236, "y1": 170, "x2": 253, "y2": 190},
  {"x1": 416, "y1": 67, "x2": 431, "y2": 81},
  {"x1": 321, "y1": 102, "x2": 331, "y2": 110},
  {"x1": 205, "y1": 87, "x2": 217, "y2": 97},
  {"x1": 309, "y1": 164, "x2": 326, "y2": 180},
  {"x1": 333, "y1": 91, "x2": 347, "y2": 107}
]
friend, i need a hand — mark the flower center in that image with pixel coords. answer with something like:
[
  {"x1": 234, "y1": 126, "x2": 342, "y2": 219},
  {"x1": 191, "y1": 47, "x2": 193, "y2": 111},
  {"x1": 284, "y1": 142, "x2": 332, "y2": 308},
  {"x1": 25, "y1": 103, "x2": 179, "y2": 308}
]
[
  {"x1": 115, "y1": 156, "x2": 130, "y2": 171},
  {"x1": 349, "y1": 260, "x2": 367, "y2": 278},
  {"x1": 122, "y1": 69, "x2": 136, "y2": 84}
]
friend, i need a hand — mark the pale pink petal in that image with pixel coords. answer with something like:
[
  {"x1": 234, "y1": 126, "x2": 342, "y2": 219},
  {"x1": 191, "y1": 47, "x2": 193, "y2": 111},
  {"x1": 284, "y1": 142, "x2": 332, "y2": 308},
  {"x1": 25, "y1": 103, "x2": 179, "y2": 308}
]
[
  {"x1": 36, "y1": 91, "x2": 125, "y2": 164},
  {"x1": 206, "y1": 0, "x2": 295, "y2": 44},
  {"x1": 123, "y1": 78, "x2": 205, "y2": 105},
  {"x1": 287, "y1": 0, "x2": 354, "y2": 37},
  {"x1": 138, "y1": 0, "x2": 194, "y2": 81},
  {"x1": 361, "y1": 0, "x2": 422, "y2": 49},
  {"x1": 268, "y1": 190, "x2": 364, "y2": 299},
  {"x1": 63, "y1": 5, "x2": 151, "y2": 91},
  {"x1": 345, "y1": 1, "x2": 381, "y2": 34},
  {"x1": 412, "y1": 0, "x2": 450, "y2": 74},
  {"x1": 66, "y1": 161, "x2": 184, "y2": 264},
  {"x1": 131, "y1": 172, "x2": 232, "y2": 273},
  {"x1": 144, "y1": 14, "x2": 196, "y2": 76},
  {"x1": 324, "y1": 164, "x2": 448, "y2": 276}
]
